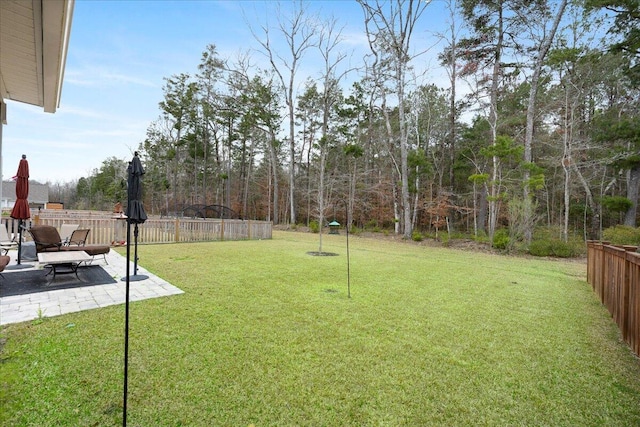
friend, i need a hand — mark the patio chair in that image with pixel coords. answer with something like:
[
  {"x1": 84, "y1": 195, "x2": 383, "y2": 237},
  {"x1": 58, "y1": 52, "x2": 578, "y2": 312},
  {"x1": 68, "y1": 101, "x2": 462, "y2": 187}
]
[
  {"x1": 0, "y1": 226, "x2": 19, "y2": 256},
  {"x1": 0, "y1": 255, "x2": 10, "y2": 278},
  {"x1": 28, "y1": 225, "x2": 110, "y2": 264},
  {"x1": 65, "y1": 229, "x2": 109, "y2": 264},
  {"x1": 66, "y1": 229, "x2": 89, "y2": 246},
  {"x1": 59, "y1": 223, "x2": 79, "y2": 245}
]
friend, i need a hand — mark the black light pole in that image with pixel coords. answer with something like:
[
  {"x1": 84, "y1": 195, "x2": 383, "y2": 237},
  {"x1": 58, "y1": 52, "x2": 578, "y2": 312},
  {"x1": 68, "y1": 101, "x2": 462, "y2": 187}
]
[
  {"x1": 341, "y1": 199, "x2": 351, "y2": 299},
  {"x1": 123, "y1": 220, "x2": 131, "y2": 427},
  {"x1": 122, "y1": 152, "x2": 147, "y2": 427},
  {"x1": 121, "y1": 223, "x2": 148, "y2": 282},
  {"x1": 133, "y1": 224, "x2": 142, "y2": 277}
]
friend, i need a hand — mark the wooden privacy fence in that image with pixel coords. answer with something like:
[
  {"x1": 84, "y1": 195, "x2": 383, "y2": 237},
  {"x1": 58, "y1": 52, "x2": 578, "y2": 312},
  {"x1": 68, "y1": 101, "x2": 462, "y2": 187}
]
[
  {"x1": 1, "y1": 213, "x2": 271, "y2": 246},
  {"x1": 587, "y1": 241, "x2": 640, "y2": 357}
]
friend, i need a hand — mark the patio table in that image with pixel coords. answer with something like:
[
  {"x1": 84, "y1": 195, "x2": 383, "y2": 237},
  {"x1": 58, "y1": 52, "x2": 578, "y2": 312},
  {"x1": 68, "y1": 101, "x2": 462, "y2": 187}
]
[{"x1": 37, "y1": 251, "x2": 93, "y2": 283}]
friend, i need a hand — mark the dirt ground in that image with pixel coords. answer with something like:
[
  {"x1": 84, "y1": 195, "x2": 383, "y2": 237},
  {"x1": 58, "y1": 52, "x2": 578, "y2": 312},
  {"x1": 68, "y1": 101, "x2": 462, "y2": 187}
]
[
  {"x1": 273, "y1": 225, "x2": 588, "y2": 264},
  {"x1": 274, "y1": 225, "x2": 494, "y2": 252}
]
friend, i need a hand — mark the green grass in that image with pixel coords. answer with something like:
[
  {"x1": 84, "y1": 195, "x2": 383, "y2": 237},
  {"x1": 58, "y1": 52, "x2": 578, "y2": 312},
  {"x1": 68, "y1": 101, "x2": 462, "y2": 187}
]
[{"x1": 1, "y1": 231, "x2": 639, "y2": 426}]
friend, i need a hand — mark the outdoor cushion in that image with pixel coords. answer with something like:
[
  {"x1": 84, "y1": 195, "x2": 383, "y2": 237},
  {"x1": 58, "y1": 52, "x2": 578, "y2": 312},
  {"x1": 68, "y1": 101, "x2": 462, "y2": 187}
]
[
  {"x1": 64, "y1": 229, "x2": 109, "y2": 261},
  {"x1": 29, "y1": 225, "x2": 63, "y2": 252},
  {"x1": 0, "y1": 255, "x2": 10, "y2": 273},
  {"x1": 1, "y1": 226, "x2": 19, "y2": 255},
  {"x1": 28, "y1": 225, "x2": 110, "y2": 261}
]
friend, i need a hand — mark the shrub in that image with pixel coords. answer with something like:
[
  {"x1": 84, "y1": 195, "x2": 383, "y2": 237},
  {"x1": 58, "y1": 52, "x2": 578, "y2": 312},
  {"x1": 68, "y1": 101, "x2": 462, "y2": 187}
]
[
  {"x1": 448, "y1": 231, "x2": 466, "y2": 240},
  {"x1": 492, "y1": 229, "x2": 510, "y2": 250},
  {"x1": 601, "y1": 196, "x2": 633, "y2": 213},
  {"x1": 533, "y1": 225, "x2": 563, "y2": 240},
  {"x1": 529, "y1": 239, "x2": 581, "y2": 258},
  {"x1": 471, "y1": 231, "x2": 490, "y2": 244},
  {"x1": 309, "y1": 220, "x2": 319, "y2": 233},
  {"x1": 602, "y1": 225, "x2": 640, "y2": 246},
  {"x1": 411, "y1": 231, "x2": 423, "y2": 242},
  {"x1": 365, "y1": 219, "x2": 378, "y2": 231}
]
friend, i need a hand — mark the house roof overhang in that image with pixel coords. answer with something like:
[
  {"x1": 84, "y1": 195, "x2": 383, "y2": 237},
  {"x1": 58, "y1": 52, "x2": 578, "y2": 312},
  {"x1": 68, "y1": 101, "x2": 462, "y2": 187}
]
[{"x1": 0, "y1": 0, "x2": 75, "y2": 123}]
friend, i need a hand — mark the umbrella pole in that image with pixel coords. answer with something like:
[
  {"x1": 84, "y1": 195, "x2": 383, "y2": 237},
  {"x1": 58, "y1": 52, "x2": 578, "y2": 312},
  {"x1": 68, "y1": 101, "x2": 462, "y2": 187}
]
[
  {"x1": 128, "y1": 223, "x2": 148, "y2": 281},
  {"x1": 123, "y1": 222, "x2": 131, "y2": 427},
  {"x1": 5, "y1": 219, "x2": 30, "y2": 270},
  {"x1": 17, "y1": 219, "x2": 22, "y2": 265},
  {"x1": 133, "y1": 224, "x2": 139, "y2": 276}
]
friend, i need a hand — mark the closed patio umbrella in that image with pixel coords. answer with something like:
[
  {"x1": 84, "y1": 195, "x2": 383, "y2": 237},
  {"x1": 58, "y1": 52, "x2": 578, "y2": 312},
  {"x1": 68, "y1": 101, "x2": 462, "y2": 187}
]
[
  {"x1": 122, "y1": 151, "x2": 147, "y2": 427},
  {"x1": 10, "y1": 155, "x2": 30, "y2": 267},
  {"x1": 124, "y1": 151, "x2": 147, "y2": 280},
  {"x1": 126, "y1": 152, "x2": 147, "y2": 226}
]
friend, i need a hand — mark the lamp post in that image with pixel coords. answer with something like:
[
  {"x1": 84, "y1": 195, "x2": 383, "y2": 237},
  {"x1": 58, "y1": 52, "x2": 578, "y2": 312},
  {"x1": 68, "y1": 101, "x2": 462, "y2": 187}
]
[{"x1": 339, "y1": 199, "x2": 351, "y2": 299}]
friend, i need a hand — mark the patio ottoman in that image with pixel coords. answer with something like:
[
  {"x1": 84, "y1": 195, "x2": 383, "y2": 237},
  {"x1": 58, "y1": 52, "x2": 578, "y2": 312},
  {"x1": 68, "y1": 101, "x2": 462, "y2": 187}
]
[
  {"x1": 59, "y1": 244, "x2": 110, "y2": 264},
  {"x1": 20, "y1": 241, "x2": 37, "y2": 261}
]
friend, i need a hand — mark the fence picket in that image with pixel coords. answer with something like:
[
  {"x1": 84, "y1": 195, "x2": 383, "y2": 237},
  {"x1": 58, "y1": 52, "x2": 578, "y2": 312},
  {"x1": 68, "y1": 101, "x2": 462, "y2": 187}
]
[
  {"x1": 587, "y1": 241, "x2": 640, "y2": 358},
  {"x1": 1, "y1": 212, "x2": 271, "y2": 246}
]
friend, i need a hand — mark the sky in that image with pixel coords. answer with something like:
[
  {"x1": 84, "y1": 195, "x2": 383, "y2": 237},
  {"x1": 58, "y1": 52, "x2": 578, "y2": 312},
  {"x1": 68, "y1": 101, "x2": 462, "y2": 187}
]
[{"x1": 2, "y1": 0, "x2": 455, "y2": 184}]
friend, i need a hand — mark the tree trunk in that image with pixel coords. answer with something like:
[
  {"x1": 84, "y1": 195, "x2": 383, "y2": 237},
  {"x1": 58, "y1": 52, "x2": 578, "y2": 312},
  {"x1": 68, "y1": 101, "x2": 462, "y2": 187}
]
[
  {"x1": 562, "y1": 159, "x2": 571, "y2": 242},
  {"x1": 572, "y1": 162, "x2": 598, "y2": 240},
  {"x1": 523, "y1": 0, "x2": 568, "y2": 243},
  {"x1": 393, "y1": 182, "x2": 401, "y2": 235},
  {"x1": 487, "y1": 6, "x2": 503, "y2": 243},
  {"x1": 267, "y1": 131, "x2": 279, "y2": 224},
  {"x1": 397, "y1": 64, "x2": 412, "y2": 239},
  {"x1": 289, "y1": 102, "x2": 296, "y2": 225},
  {"x1": 624, "y1": 164, "x2": 640, "y2": 226},
  {"x1": 478, "y1": 183, "x2": 488, "y2": 235},
  {"x1": 446, "y1": 0, "x2": 457, "y2": 191},
  {"x1": 317, "y1": 147, "x2": 326, "y2": 253}
]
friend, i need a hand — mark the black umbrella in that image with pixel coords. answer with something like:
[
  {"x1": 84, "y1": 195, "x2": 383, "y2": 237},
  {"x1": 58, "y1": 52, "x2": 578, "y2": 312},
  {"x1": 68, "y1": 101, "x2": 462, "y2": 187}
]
[
  {"x1": 124, "y1": 151, "x2": 148, "y2": 280},
  {"x1": 122, "y1": 152, "x2": 147, "y2": 427},
  {"x1": 126, "y1": 153, "x2": 147, "y2": 226}
]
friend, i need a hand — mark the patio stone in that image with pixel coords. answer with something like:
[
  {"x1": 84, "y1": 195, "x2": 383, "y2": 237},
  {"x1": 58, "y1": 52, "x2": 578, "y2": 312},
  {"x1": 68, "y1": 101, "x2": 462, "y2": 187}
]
[{"x1": 0, "y1": 249, "x2": 184, "y2": 325}]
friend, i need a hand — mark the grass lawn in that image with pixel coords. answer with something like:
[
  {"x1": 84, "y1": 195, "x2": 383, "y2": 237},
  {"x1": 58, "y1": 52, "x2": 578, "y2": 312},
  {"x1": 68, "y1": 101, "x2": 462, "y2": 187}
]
[{"x1": 1, "y1": 231, "x2": 639, "y2": 426}]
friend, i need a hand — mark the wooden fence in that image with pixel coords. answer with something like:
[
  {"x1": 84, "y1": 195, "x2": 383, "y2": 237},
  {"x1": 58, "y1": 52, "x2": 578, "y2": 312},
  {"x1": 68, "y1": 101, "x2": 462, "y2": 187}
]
[
  {"x1": 587, "y1": 241, "x2": 640, "y2": 357},
  {"x1": 1, "y1": 211, "x2": 271, "y2": 246}
]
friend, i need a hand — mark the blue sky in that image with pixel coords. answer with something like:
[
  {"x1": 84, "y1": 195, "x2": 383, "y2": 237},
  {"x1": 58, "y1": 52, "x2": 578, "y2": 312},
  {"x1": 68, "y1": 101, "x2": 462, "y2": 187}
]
[{"x1": 3, "y1": 0, "x2": 452, "y2": 184}]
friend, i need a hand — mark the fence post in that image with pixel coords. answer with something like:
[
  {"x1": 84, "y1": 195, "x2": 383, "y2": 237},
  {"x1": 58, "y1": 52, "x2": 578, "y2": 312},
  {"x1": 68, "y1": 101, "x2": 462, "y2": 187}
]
[
  {"x1": 600, "y1": 243, "x2": 607, "y2": 303},
  {"x1": 622, "y1": 251, "x2": 634, "y2": 343},
  {"x1": 220, "y1": 218, "x2": 224, "y2": 241},
  {"x1": 247, "y1": 220, "x2": 251, "y2": 240},
  {"x1": 587, "y1": 241, "x2": 597, "y2": 289},
  {"x1": 174, "y1": 218, "x2": 180, "y2": 243}
]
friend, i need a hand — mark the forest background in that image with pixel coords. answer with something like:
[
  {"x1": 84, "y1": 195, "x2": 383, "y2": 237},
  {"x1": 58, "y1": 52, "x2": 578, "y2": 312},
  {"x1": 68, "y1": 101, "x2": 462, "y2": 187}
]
[{"x1": 39, "y1": 0, "x2": 640, "y2": 250}]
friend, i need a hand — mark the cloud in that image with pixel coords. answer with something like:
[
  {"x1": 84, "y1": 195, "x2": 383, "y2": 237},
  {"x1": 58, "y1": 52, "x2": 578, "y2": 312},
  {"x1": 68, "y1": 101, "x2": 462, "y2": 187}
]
[{"x1": 65, "y1": 67, "x2": 158, "y2": 88}]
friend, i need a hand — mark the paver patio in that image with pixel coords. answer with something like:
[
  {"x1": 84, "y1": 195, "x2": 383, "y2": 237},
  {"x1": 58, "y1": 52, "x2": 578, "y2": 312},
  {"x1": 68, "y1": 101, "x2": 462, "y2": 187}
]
[{"x1": 0, "y1": 248, "x2": 183, "y2": 325}]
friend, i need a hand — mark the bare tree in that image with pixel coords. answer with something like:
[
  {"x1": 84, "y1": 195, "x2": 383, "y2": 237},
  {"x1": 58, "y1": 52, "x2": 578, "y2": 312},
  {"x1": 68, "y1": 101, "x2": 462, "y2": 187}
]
[
  {"x1": 358, "y1": 0, "x2": 430, "y2": 239},
  {"x1": 251, "y1": 1, "x2": 317, "y2": 225},
  {"x1": 316, "y1": 16, "x2": 348, "y2": 253},
  {"x1": 438, "y1": 0, "x2": 462, "y2": 192},
  {"x1": 522, "y1": 0, "x2": 568, "y2": 243}
]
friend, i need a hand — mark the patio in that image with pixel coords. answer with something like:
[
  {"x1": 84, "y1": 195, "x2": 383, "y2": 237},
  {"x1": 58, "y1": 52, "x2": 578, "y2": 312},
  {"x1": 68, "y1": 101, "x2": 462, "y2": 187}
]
[{"x1": 0, "y1": 248, "x2": 183, "y2": 325}]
